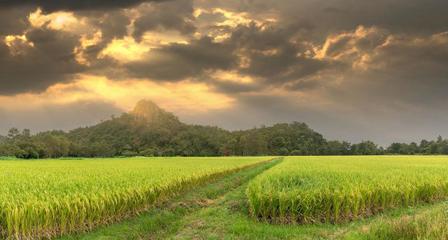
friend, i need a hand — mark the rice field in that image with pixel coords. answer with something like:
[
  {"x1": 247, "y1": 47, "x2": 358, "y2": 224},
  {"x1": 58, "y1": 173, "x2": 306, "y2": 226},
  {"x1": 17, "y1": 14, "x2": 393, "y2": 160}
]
[
  {"x1": 247, "y1": 156, "x2": 448, "y2": 224},
  {"x1": 0, "y1": 156, "x2": 270, "y2": 239}
]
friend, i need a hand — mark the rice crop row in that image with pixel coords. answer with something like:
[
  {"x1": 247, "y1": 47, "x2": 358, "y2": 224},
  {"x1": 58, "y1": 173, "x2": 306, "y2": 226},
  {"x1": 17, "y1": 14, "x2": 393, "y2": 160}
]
[
  {"x1": 0, "y1": 157, "x2": 270, "y2": 239},
  {"x1": 246, "y1": 156, "x2": 448, "y2": 224}
]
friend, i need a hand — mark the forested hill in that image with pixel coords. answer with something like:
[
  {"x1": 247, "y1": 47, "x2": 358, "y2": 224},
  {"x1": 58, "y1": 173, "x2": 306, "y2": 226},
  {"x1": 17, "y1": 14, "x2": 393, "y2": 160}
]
[{"x1": 0, "y1": 100, "x2": 447, "y2": 158}]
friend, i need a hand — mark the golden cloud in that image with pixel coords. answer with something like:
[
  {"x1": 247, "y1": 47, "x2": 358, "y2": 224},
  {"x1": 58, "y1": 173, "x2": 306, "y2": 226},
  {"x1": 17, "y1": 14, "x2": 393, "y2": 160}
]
[
  {"x1": 316, "y1": 26, "x2": 389, "y2": 70},
  {"x1": 210, "y1": 70, "x2": 255, "y2": 84},
  {"x1": 99, "y1": 31, "x2": 189, "y2": 63},
  {"x1": 29, "y1": 8, "x2": 92, "y2": 34},
  {"x1": 99, "y1": 37, "x2": 149, "y2": 62},
  {"x1": 4, "y1": 34, "x2": 34, "y2": 55},
  {"x1": 194, "y1": 7, "x2": 277, "y2": 42}
]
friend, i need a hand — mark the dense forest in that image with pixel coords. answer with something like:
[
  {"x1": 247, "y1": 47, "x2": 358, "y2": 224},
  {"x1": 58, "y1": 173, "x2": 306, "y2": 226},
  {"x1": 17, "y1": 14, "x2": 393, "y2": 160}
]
[{"x1": 0, "y1": 100, "x2": 447, "y2": 159}]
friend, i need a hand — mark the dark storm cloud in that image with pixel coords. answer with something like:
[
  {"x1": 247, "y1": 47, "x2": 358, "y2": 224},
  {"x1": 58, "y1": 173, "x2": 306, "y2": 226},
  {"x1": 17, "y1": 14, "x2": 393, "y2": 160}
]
[
  {"x1": 0, "y1": 28, "x2": 84, "y2": 95},
  {"x1": 208, "y1": 80, "x2": 262, "y2": 94},
  {"x1": 223, "y1": 0, "x2": 448, "y2": 38},
  {"x1": 318, "y1": 27, "x2": 448, "y2": 110},
  {"x1": 74, "y1": 10, "x2": 133, "y2": 64},
  {"x1": 229, "y1": 23, "x2": 323, "y2": 82},
  {"x1": 132, "y1": 0, "x2": 196, "y2": 40},
  {"x1": 0, "y1": 0, "x2": 162, "y2": 12},
  {"x1": 0, "y1": 7, "x2": 33, "y2": 36},
  {"x1": 125, "y1": 37, "x2": 236, "y2": 80},
  {"x1": 1, "y1": 0, "x2": 447, "y2": 96},
  {"x1": 122, "y1": 21, "x2": 328, "y2": 90},
  {"x1": 241, "y1": 51, "x2": 327, "y2": 85},
  {"x1": 195, "y1": 10, "x2": 226, "y2": 24},
  {"x1": 0, "y1": 0, "x2": 204, "y2": 95},
  {"x1": 208, "y1": 22, "x2": 330, "y2": 91},
  {"x1": 89, "y1": 11, "x2": 131, "y2": 40},
  {"x1": 317, "y1": 0, "x2": 448, "y2": 34}
]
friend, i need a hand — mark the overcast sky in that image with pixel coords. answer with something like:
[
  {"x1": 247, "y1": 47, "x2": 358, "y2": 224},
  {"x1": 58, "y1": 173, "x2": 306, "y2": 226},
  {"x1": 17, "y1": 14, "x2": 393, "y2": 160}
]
[{"x1": 1, "y1": 0, "x2": 448, "y2": 145}]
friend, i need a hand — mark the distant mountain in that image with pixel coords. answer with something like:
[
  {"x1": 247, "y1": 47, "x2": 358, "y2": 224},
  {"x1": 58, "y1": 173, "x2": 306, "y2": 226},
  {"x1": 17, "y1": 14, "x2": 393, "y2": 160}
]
[
  {"x1": 131, "y1": 100, "x2": 180, "y2": 125},
  {"x1": 132, "y1": 100, "x2": 162, "y2": 118}
]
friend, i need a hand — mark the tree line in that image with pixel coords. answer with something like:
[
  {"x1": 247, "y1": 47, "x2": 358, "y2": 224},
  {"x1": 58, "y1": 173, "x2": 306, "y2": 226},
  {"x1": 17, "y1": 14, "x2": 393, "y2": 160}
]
[{"x1": 1, "y1": 100, "x2": 447, "y2": 159}]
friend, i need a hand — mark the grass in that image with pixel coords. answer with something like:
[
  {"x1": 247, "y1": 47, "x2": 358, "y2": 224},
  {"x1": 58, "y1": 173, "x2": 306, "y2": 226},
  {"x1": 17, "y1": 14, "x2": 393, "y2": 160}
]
[
  {"x1": 247, "y1": 156, "x2": 448, "y2": 224},
  {"x1": 0, "y1": 156, "x2": 270, "y2": 239}
]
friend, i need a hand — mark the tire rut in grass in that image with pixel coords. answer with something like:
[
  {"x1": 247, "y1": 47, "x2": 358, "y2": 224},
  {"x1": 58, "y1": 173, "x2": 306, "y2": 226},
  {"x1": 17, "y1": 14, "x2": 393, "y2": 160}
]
[{"x1": 167, "y1": 158, "x2": 283, "y2": 240}]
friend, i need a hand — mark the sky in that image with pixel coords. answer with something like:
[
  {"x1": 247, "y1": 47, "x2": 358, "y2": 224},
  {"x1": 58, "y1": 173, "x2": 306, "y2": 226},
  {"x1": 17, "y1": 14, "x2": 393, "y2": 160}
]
[{"x1": 0, "y1": 0, "x2": 448, "y2": 145}]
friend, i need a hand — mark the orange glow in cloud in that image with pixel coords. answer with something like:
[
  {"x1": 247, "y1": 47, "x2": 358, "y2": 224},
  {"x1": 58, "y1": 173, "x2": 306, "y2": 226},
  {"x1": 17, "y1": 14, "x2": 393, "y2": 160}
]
[
  {"x1": 210, "y1": 70, "x2": 255, "y2": 84},
  {"x1": 100, "y1": 32, "x2": 189, "y2": 63},
  {"x1": 29, "y1": 8, "x2": 91, "y2": 34},
  {"x1": 99, "y1": 37, "x2": 150, "y2": 62},
  {"x1": 4, "y1": 35, "x2": 34, "y2": 55},
  {"x1": 0, "y1": 75, "x2": 234, "y2": 114}
]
